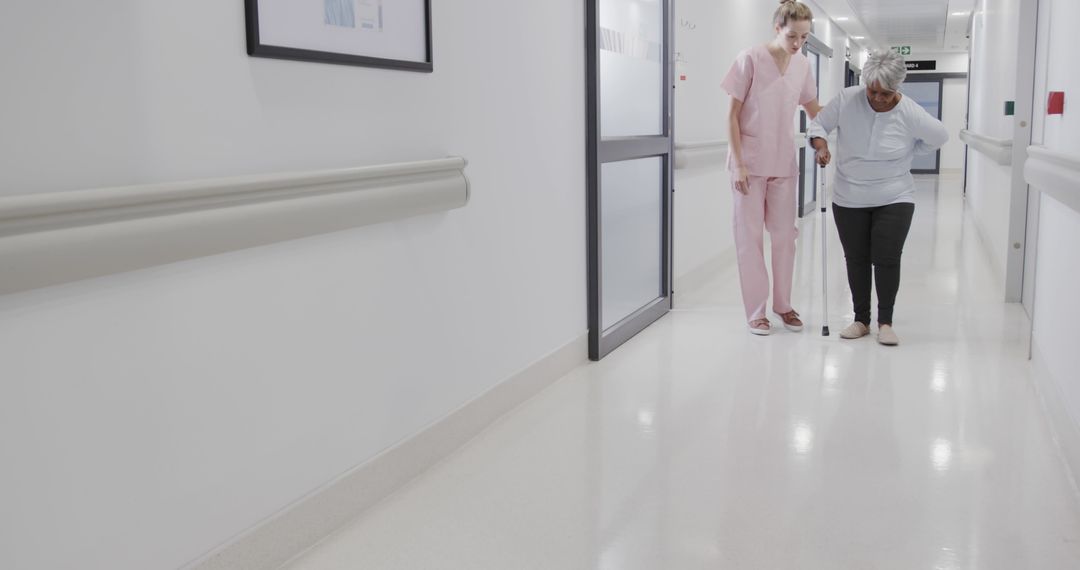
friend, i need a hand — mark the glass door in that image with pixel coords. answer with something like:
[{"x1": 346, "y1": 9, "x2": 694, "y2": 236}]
[
  {"x1": 899, "y1": 78, "x2": 943, "y2": 174},
  {"x1": 586, "y1": 0, "x2": 673, "y2": 360},
  {"x1": 845, "y1": 61, "x2": 861, "y2": 87},
  {"x1": 797, "y1": 47, "x2": 821, "y2": 217}
]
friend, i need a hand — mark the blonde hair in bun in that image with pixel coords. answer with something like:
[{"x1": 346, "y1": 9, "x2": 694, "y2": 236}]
[{"x1": 774, "y1": 0, "x2": 813, "y2": 28}]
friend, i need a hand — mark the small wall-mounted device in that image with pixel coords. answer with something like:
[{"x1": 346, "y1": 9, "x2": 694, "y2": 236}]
[{"x1": 1048, "y1": 91, "x2": 1065, "y2": 115}]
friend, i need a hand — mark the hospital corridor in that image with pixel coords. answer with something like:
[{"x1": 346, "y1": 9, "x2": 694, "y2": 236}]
[
  {"x1": 2, "y1": 1, "x2": 1079, "y2": 569},
  {"x1": 286, "y1": 173, "x2": 1080, "y2": 568}
]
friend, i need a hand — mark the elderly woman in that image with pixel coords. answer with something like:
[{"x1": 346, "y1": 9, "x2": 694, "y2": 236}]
[{"x1": 808, "y1": 50, "x2": 948, "y2": 346}]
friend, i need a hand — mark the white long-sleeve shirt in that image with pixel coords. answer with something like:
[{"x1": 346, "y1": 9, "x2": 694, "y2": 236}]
[{"x1": 807, "y1": 85, "x2": 949, "y2": 208}]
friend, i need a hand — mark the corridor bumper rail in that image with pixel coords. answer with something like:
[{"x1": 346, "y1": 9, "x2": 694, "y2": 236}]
[
  {"x1": 0, "y1": 157, "x2": 470, "y2": 295},
  {"x1": 1025, "y1": 145, "x2": 1080, "y2": 214},
  {"x1": 673, "y1": 140, "x2": 728, "y2": 170},
  {"x1": 960, "y1": 129, "x2": 1013, "y2": 165}
]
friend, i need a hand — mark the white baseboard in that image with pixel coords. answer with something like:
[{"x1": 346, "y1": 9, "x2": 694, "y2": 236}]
[
  {"x1": 1030, "y1": 342, "x2": 1080, "y2": 501},
  {"x1": 674, "y1": 247, "x2": 736, "y2": 300},
  {"x1": 185, "y1": 332, "x2": 588, "y2": 570}
]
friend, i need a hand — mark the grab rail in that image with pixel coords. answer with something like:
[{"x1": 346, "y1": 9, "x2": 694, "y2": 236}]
[
  {"x1": 0, "y1": 157, "x2": 470, "y2": 295},
  {"x1": 960, "y1": 129, "x2": 1013, "y2": 165},
  {"x1": 1025, "y1": 146, "x2": 1080, "y2": 215},
  {"x1": 674, "y1": 140, "x2": 728, "y2": 170}
]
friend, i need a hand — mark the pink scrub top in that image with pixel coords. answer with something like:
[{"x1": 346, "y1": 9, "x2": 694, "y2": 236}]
[{"x1": 721, "y1": 45, "x2": 817, "y2": 178}]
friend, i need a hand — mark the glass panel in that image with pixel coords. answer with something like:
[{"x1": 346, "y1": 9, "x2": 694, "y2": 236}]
[
  {"x1": 910, "y1": 149, "x2": 937, "y2": 171},
  {"x1": 803, "y1": 141, "x2": 818, "y2": 206},
  {"x1": 599, "y1": 0, "x2": 663, "y2": 138},
  {"x1": 800, "y1": 52, "x2": 821, "y2": 211},
  {"x1": 601, "y1": 157, "x2": 663, "y2": 329},
  {"x1": 900, "y1": 81, "x2": 941, "y2": 171}
]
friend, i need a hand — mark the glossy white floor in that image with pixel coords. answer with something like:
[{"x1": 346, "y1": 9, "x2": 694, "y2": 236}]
[{"x1": 288, "y1": 174, "x2": 1080, "y2": 569}]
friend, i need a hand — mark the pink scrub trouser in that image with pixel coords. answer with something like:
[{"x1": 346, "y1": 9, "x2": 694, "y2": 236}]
[{"x1": 732, "y1": 175, "x2": 798, "y2": 322}]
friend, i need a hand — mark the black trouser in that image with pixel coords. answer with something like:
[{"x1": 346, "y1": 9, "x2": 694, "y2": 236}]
[{"x1": 832, "y1": 203, "x2": 915, "y2": 326}]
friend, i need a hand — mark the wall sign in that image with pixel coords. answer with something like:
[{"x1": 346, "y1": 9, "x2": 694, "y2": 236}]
[
  {"x1": 905, "y1": 60, "x2": 937, "y2": 71},
  {"x1": 891, "y1": 46, "x2": 912, "y2": 56},
  {"x1": 245, "y1": 0, "x2": 433, "y2": 72}
]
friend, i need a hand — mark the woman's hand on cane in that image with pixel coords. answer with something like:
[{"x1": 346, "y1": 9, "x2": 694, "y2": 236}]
[{"x1": 812, "y1": 137, "x2": 831, "y2": 166}]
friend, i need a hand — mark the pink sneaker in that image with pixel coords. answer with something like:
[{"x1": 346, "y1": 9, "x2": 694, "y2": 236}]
[
  {"x1": 775, "y1": 310, "x2": 804, "y2": 332},
  {"x1": 749, "y1": 318, "x2": 771, "y2": 336}
]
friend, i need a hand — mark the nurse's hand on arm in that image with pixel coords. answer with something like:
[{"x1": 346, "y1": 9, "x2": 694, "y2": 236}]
[
  {"x1": 806, "y1": 91, "x2": 843, "y2": 167},
  {"x1": 805, "y1": 98, "x2": 826, "y2": 163},
  {"x1": 799, "y1": 65, "x2": 822, "y2": 120},
  {"x1": 728, "y1": 98, "x2": 750, "y2": 195}
]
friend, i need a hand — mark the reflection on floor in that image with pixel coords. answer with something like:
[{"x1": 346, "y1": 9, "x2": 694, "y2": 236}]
[{"x1": 289, "y1": 173, "x2": 1080, "y2": 569}]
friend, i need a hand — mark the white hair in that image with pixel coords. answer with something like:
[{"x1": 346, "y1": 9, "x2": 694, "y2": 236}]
[{"x1": 863, "y1": 50, "x2": 907, "y2": 91}]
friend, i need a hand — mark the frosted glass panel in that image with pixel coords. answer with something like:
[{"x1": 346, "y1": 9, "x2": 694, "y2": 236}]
[
  {"x1": 601, "y1": 157, "x2": 663, "y2": 329},
  {"x1": 599, "y1": 0, "x2": 663, "y2": 137},
  {"x1": 911, "y1": 147, "x2": 938, "y2": 170},
  {"x1": 901, "y1": 81, "x2": 941, "y2": 170},
  {"x1": 803, "y1": 141, "x2": 818, "y2": 204},
  {"x1": 801, "y1": 52, "x2": 821, "y2": 209}
]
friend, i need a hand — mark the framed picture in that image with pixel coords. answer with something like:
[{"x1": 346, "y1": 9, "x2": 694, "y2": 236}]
[{"x1": 245, "y1": 0, "x2": 433, "y2": 72}]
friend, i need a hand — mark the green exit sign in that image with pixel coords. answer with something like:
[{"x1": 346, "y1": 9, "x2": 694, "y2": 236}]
[{"x1": 892, "y1": 46, "x2": 912, "y2": 56}]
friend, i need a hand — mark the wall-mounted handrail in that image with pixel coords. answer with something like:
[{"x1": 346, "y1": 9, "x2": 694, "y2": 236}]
[
  {"x1": 960, "y1": 129, "x2": 1013, "y2": 165},
  {"x1": 1025, "y1": 145, "x2": 1080, "y2": 215},
  {"x1": 0, "y1": 157, "x2": 470, "y2": 295},
  {"x1": 674, "y1": 140, "x2": 728, "y2": 170}
]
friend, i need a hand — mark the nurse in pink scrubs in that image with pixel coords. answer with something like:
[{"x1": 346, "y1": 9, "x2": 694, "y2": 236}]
[{"x1": 722, "y1": 0, "x2": 822, "y2": 336}]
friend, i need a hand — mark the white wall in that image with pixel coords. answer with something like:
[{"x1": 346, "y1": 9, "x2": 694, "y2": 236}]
[
  {"x1": 941, "y1": 78, "x2": 969, "y2": 170},
  {"x1": 0, "y1": 1, "x2": 586, "y2": 569},
  {"x1": 1030, "y1": 0, "x2": 1080, "y2": 456},
  {"x1": 855, "y1": 46, "x2": 871, "y2": 70},
  {"x1": 808, "y1": 5, "x2": 850, "y2": 105},
  {"x1": 904, "y1": 51, "x2": 970, "y2": 172},
  {"x1": 1032, "y1": 195, "x2": 1080, "y2": 430},
  {"x1": 807, "y1": 3, "x2": 852, "y2": 187},
  {"x1": 672, "y1": 0, "x2": 740, "y2": 287},
  {"x1": 1033, "y1": 0, "x2": 1080, "y2": 156},
  {"x1": 965, "y1": 0, "x2": 1021, "y2": 281}
]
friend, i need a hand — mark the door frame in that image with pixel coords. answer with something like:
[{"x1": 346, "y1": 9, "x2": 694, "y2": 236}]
[
  {"x1": 797, "y1": 35, "x2": 831, "y2": 218},
  {"x1": 1006, "y1": 0, "x2": 1040, "y2": 304},
  {"x1": 585, "y1": 0, "x2": 675, "y2": 361},
  {"x1": 845, "y1": 61, "x2": 861, "y2": 87},
  {"x1": 903, "y1": 76, "x2": 945, "y2": 174}
]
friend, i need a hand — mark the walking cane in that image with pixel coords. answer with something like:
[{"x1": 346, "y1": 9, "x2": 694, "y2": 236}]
[{"x1": 820, "y1": 162, "x2": 830, "y2": 337}]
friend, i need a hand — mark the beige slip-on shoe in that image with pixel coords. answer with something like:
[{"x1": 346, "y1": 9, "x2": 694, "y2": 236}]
[
  {"x1": 878, "y1": 324, "x2": 900, "y2": 346},
  {"x1": 839, "y1": 321, "x2": 870, "y2": 339}
]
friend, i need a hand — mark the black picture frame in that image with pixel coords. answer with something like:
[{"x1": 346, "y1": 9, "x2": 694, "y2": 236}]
[{"x1": 245, "y1": 0, "x2": 433, "y2": 73}]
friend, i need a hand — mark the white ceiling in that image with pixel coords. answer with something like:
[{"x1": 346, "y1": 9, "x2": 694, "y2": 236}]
[{"x1": 813, "y1": 0, "x2": 975, "y2": 54}]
